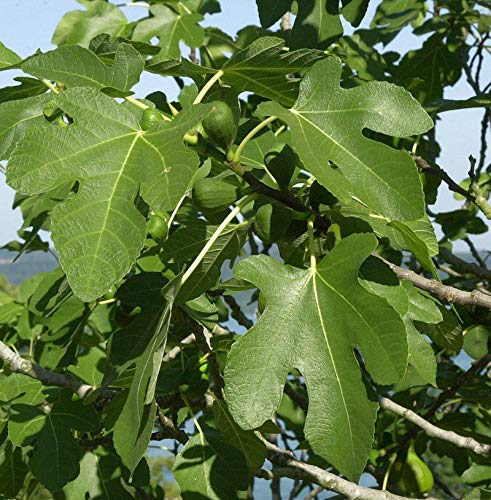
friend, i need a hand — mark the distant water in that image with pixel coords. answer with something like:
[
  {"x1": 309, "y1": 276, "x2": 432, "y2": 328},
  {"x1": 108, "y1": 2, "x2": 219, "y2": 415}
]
[{"x1": 0, "y1": 249, "x2": 58, "y2": 284}]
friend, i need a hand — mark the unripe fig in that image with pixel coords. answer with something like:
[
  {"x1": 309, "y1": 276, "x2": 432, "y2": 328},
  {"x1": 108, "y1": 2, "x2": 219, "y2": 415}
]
[
  {"x1": 141, "y1": 108, "x2": 163, "y2": 130},
  {"x1": 202, "y1": 100, "x2": 237, "y2": 150}
]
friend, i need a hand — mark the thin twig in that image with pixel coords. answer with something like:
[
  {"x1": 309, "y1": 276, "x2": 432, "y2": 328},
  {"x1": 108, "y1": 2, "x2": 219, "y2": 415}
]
[
  {"x1": 439, "y1": 246, "x2": 491, "y2": 280},
  {"x1": 256, "y1": 436, "x2": 426, "y2": 499},
  {"x1": 379, "y1": 397, "x2": 491, "y2": 455},
  {"x1": 412, "y1": 155, "x2": 475, "y2": 202},
  {"x1": 464, "y1": 236, "x2": 486, "y2": 267},
  {"x1": 152, "y1": 409, "x2": 189, "y2": 444},
  {"x1": 223, "y1": 294, "x2": 254, "y2": 329}
]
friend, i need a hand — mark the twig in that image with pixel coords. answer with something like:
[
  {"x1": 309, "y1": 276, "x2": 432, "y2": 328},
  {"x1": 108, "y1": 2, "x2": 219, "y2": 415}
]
[
  {"x1": 255, "y1": 437, "x2": 424, "y2": 500},
  {"x1": 377, "y1": 256, "x2": 491, "y2": 310},
  {"x1": 469, "y1": 156, "x2": 491, "y2": 220},
  {"x1": 425, "y1": 353, "x2": 491, "y2": 420},
  {"x1": 284, "y1": 383, "x2": 308, "y2": 411},
  {"x1": 161, "y1": 325, "x2": 230, "y2": 364},
  {"x1": 379, "y1": 397, "x2": 491, "y2": 455},
  {"x1": 280, "y1": 12, "x2": 292, "y2": 32},
  {"x1": 228, "y1": 160, "x2": 331, "y2": 233},
  {"x1": 412, "y1": 155, "x2": 475, "y2": 202},
  {"x1": 152, "y1": 409, "x2": 189, "y2": 444},
  {"x1": 194, "y1": 326, "x2": 225, "y2": 398},
  {"x1": 0, "y1": 340, "x2": 93, "y2": 399},
  {"x1": 439, "y1": 246, "x2": 491, "y2": 280},
  {"x1": 464, "y1": 236, "x2": 486, "y2": 268},
  {"x1": 305, "y1": 486, "x2": 325, "y2": 500},
  {"x1": 399, "y1": 353, "x2": 491, "y2": 447},
  {"x1": 223, "y1": 294, "x2": 254, "y2": 329},
  {"x1": 433, "y1": 474, "x2": 460, "y2": 499},
  {"x1": 162, "y1": 333, "x2": 196, "y2": 363}
]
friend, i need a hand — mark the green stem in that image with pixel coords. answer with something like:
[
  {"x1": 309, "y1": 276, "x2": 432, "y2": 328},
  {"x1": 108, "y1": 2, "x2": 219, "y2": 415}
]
[
  {"x1": 125, "y1": 96, "x2": 172, "y2": 121},
  {"x1": 42, "y1": 79, "x2": 59, "y2": 94},
  {"x1": 178, "y1": 1, "x2": 192, "y2": 14},
  {"x1": 125, "y1": 95, "x2": 148, "y2": 110},
  {"x1": 471, "y1": 182, "x2": 491, "y2": 219},
  {"x1": 193, "y1": 70, "x2": 224, "y2": 104},
  {"x1": 382, "y1": 453, "x2": 397, "y2": 491},
  {"x1": 307, "y1": 215, "x2": 316, "y2": 270},
  {"x1": 233, "y1": 116, "x2": 277, "y2": 163},
  {"x1": 166, "y1": 191, "x2": 189, "y2": 236},
  {"x1": 180, "y1": 194, "x2": 256, "y2": 285},
  {"x1": 119, "y1": 1, "x2": 149, "y2": 6},
  {"x1": 181, "y1": 393, "x2": 203, "y2": 435}
]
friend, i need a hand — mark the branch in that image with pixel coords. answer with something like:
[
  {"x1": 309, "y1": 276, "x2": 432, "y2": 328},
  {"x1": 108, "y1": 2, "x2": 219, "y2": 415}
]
[
  {"x1": 379, "y1": 397, "x2": 491, "y2": 455},
  {"x1": 464, "y1": 235, "x2": 487, "y2": 268},
  {"x1": 0, "y1": 340, "x2": 93, "y2": 399},
  {"x1": 283, "y1": 383, "x2": 491, "y2": 460},
  {"x1": 222, "y1": 293, "x2": 254, "y2": 329},
  {"x1": 162, "y1": 333, "x2": 196, "y2": 363},
  {"x1": 194, "y1": 326, "x2": 225, "y2": 398},
  {"x1": 226, "y1": 158, "x2": 331, "y2": 233},
  {"x1": 161, "y1": 324, "x2": 230, "y2": 363},
  {"x1": 412, "y1": 155, "x2": 475, "y2": 202},
  {"x1": 256, "y1": 438, "x2": 422, "y2": 500},
  {"x1": 425, "y1": 352, "x2": 491, "y2": 420},
  {"x1": 280, "y1": 12, "x2": 292, "y2": 32},
  {"x1": 439, "y1": 246, "x2": 491, "y2": 281},
  {"x1": 152, "y1": 409, "x2": 189, "y2": 445},
  {"x1": 377, "y1": 256, "x2": 491, "y2": 310}
]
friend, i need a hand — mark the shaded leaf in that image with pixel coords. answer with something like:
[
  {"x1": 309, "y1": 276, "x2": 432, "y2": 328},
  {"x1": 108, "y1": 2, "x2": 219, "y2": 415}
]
[
  {"x1": 371, "y1": 0, "x2": 426, "y2": 44},
  {"x1": 394, "y1": 34, "x2": 466, "y2": 103},
  {"x1": 255, "y1": 0, "x2": 291, "y2": 28},
  {"x1": 0, "y1": 77, "x2": 47, "y2": 104},
  {"x1": 0, "y1": 440, "x2": 28, "y2": 498},
  {"x1": 0, "y1": 373, "x2": 46, "y2": 405},
  {"x1": 213, "y1": 400, "x2": 267, "y2": 471},
  {"x1": 463, "y1": 325, "x2": 491, "y2": 360},
  {"x1": 291, "y1": 0, "x2": 343, "y2": 49},
  {"x1": 416, "y1": 304, "x2": 463, "y2": 352},
  {"x1": 62, "y1": 450, "x2": 134, "y2": 499},
  {"x1": 173, "y1": 431, "x2": 249, "y2": 499},
  {"x1": 9, "y1": 397, "x2": 99, "y2": 491},
  {"x1": 163, "y1": 219, "x2": 248, "y2": 301},
  {"x1": 112, "y1": 279, "x2": 180, "y2": 473}
]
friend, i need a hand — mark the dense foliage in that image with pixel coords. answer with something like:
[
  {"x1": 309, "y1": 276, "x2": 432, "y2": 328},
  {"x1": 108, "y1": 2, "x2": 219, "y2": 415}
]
[{"x1": 0, "y1": 0, "x2": 491, "y2": 498}]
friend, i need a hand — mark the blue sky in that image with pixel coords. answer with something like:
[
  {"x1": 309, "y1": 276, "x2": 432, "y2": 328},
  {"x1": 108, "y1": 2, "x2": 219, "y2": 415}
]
[{"x1": 0, "y1": 0, "x2": 489, "y2": 251}]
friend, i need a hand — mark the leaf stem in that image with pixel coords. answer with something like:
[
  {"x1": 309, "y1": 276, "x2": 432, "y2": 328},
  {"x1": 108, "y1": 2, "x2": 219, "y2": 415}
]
[
  {"x1": 166, "y1": 190, "x2": 189, "y2": 236},
  {"x1": 117, "y1": 1, "x2": 149, "y2": 7},
  {"x1": 125, "y1": 96, "x2": 172, "y2": 121},
  {"x1": 42, "y1": 79, "x2": 59, "y2": 94},
  {"x1": 233, "y1": 115, "x2": 278, "y2": 163},
  {"x1": 125, "y1": 96, "x2": 149, "y2": 110},
  {"x1": 382, "y1": 453, "x2": 396, "y2": 491},
  {"x1": 180, "y1": 194, "x2": 256, "y2": 286},
  {"x1": 193, "y1": 70, "x2": 224, "y2": 104},
  {"x1": 307, "y1": 216, "x2": 316, "y2": 269},
  {"x1": 181, "y1": 393, "x2": 203, "y2": 435}
]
